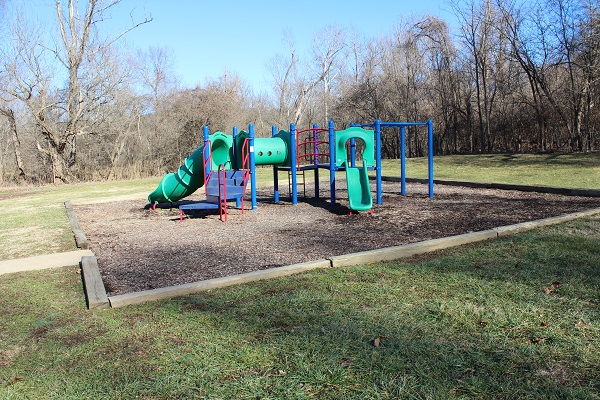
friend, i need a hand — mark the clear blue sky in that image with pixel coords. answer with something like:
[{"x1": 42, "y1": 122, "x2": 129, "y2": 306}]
[{"x1": 28, "y1": 0, "x2": 454, "y2": 92}]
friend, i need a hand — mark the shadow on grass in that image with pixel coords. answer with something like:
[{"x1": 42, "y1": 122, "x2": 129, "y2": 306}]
[
  {"x1": 1, "y1": 220, "x2": 599, "y2": 398},
  {"x1": 438, "y1": 153, "x2": 600, "y2": 168},
  {"x1": 165, "y1": 226, "x2": 600, "y2": 398}
]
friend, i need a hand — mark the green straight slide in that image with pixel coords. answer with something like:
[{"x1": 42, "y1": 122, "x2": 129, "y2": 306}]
[
  {"x1": 345, "y1": 163, "x2": 373, "y2": 211},
  {"x1": 148, "y1": 132, "x2": 233, "y2": 204}
]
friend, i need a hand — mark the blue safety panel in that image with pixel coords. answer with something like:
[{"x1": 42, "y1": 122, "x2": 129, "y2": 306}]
[
  {"x1": 206, "y1": 192, "x2": 244, "y2": 203},
  {"x1": 179, "y1": 201, "x2": 220, "y2": 211},
  {"x1": 206, "y1": 185, "x2": 246, "y2": 199},
  {"x1": 206, "y1": 178, "x2": 237, "y2": 191}
]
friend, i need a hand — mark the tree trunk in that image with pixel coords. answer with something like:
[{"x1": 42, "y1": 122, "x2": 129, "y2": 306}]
[
  {"x1": 0, "y1": 107, "x2": 26, "y2": 179},
  {"x1": 36, "y1": 140, "x2": 70, "y2": 184}
]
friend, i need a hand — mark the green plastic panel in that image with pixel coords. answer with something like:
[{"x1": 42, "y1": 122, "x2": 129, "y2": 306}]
[
  {"x1": 235, "y1": 130, "x2": 290, "y2": 167},
  {"x1": 253, "y1": 137, "x2": 288, "y2": 165},
  {"x1": 335, "y1": 127, "x2": 375, "y2": 168},
  {"x1": 345, "y1": 163, "x2": 373, "y2": 211},
  {"x1": 209, "y1": 132, "x2": 234, "y2": 170}
]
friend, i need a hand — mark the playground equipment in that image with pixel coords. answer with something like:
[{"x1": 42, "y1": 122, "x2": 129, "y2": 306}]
[
  {"x1": 147, "y1": 120, "x2": 434, "y2": 220},
  {"x1": 352, "y1": 120, "x2": 434, "y2": 199},
  {"x1": 269, "y1": 121, "x2": 379, "y2": 215},
  {"x1": 147, "y1": 130, "x2": 233, "y2": 204}
]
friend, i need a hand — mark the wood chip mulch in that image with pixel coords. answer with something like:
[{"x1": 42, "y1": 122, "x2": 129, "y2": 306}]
[{"x1": 73, "y1": 182, "x2": 600, "y2": 296}]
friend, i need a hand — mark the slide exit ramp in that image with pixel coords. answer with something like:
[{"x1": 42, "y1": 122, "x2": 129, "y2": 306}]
[{"x1": 345, "y1": 162, "x2": 373, "y2": 211}]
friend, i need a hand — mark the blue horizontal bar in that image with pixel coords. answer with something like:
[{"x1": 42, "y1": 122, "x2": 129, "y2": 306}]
[{"x1": 359, "y1": 122, "x2": 429, "y2": 128}]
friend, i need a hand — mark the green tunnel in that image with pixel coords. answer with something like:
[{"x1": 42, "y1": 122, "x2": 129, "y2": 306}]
[{"x1": 235, "y1": 130, "x2": 291, "y2": 167}]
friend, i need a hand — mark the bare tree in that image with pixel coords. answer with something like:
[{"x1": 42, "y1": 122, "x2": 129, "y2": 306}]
[
  {"x1": 138, "y1": 46, "x2": 179, "y2": 112},
  {"x1": 0, "y1": 1, "x2": 26, "y2": 180},
  {"x1": 0, "y1": 61, "x2": 25, "y2": 179},
  {"x1": 268, "y1": 51, "x2": 298, "y2": 126},
  {"x1": 412, "y1": 16, "x2": 463, "y2": 154},
  {"x1": 549, "y1": 0, "x2": 594, "y2": 151},
  {"x1": 497, "y1": 0, "x2": 599, "y2": 151},
  {"x1": 267, "y1": 31, "x2": 299, "y2": 127},
  {"x1": 453, "y1": 0, "x2": 501, "y2": 152},
  {"x1": 497, "y1": 0, "x2": 552, "y2": 150},
  {"x1": 334, "y1": 40, "x2": 382, "y2": 123},
  {"x1": 3, "y1": 0, "x2": 151, "y2": 183},
  {"x1": 578, "y1": 0, "x2": 600, "y2": 151},
  {"x1": 268, "y1": 27, "x2": 348, "y2": 127},
  {"x1": 0, "y1": 106, "x2": 25, "y2": 178},
  {"x1": 311, "y1": 25, "x2": 347, "y2": 123}
]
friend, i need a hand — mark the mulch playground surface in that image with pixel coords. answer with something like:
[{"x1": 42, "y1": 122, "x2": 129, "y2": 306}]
[{"x1": 73, "y1": 181, "x2": 600, "y2": 296}]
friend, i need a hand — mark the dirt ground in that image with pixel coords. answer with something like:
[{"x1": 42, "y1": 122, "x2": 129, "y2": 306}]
[{"x1": 73, "y1": 181, "x2": 600, "y2": 296}]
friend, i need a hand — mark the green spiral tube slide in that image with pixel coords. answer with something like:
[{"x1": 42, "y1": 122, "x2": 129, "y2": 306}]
[{"x1": 147, "y1": 132, "x2": 233, "y2": 204}]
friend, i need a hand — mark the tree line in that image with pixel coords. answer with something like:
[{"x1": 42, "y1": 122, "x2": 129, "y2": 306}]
[{"x1": 0, "y1": 0, "x2": 598, "y2": 184}]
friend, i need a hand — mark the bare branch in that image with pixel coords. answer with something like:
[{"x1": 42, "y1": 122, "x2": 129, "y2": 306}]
[{"x1": 98, "y1": 16, "x2": 152, "y2": 52}]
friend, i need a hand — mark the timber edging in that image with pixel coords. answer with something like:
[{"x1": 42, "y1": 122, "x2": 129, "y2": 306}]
[
  {"x1": 64, "y1": 200, "x2": 91, "y2": 249},
  {"x1": 81, "y1": 256, "x2": 109, "y2": 309},
  {"x1": 106, "y1": 207, "x2": 600, "y2": 308}
]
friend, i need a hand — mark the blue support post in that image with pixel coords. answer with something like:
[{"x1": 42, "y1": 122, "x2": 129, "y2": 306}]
[
  {"x1": 350, "y1": 137, "x2": 356, "y2": 168},
  {"x1": 232, "y1": 126, "x2": 241, "y2": 208},
  {"x1": 272, "y1": 125, "x2": 279, "y2": 203},
  {"x1": 400, "y1": 126, "x2": 406, "y2": 196},
  {"x1": 289, "y1": 123, "x2": 298, "y2": 205},
  {"x1": 352, "y1": 120, "x2": 432, "y2": 201},
  {"x1": 249, "y1": 124, "x2": 257, "y2": 209},
  {"x1": 203, "y1": 126, "x2": 210, "y2": 181},
  {"x1": 427, "y1": 119, "x2": 434, "y2": 198},
  {"x1": 313, "y1": 123, "x2": 320, "y2": 199},
  {"x1": 329, "y1": 120, "x2": 336, "y2": 205},
  {"x1": 232, "y1": 126, "x2": 238, "y2": 170},
  {"x1": 375, "y1": 120, "x2": 382, "y2": 204}
]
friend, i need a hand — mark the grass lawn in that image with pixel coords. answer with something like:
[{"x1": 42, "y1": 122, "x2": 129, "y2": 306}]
[
  {"x1": 1, "y1": 217, "x2": 599, "y2": 398},
  {"x1": 0, "y1": 178, "x2": 157, "y2": 260},
  {"x1": 0, "y1": 153, "x2": 599, "y2": 397}
]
